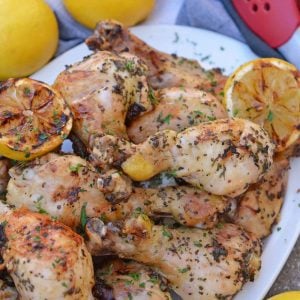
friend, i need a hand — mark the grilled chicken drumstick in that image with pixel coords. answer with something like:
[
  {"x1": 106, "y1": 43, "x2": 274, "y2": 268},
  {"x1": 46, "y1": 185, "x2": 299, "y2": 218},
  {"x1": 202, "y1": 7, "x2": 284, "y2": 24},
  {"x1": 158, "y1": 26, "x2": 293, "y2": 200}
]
[
  {"x1": 233, "y1": 155, "x2": 289, "y2": 238},
  {"x1": 114, "y1": 186, "x2": 229, "y2": 228},
  {"x1": 86, "y1": 215, "x2": 261, "y2": 300},
  {"x1": 0, "y1": 203, "x2": 94, "y2": 300},
  {"x1": 6, "y1": 152, "x2": 228, "y2": 229},
  {"x1": 86, "y1": 20, "x2": 227, "y2": 98},
  {"x1": 91, "y1": 118, "x2": 274, "y2": 197}
]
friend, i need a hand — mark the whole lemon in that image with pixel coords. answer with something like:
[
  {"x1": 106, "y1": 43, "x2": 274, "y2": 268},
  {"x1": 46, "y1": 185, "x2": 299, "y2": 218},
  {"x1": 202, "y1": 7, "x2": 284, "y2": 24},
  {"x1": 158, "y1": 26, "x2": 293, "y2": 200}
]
[
  {"x1": 0, "y1": 0, "x2": 58, "y2": 80},
  {"x1": 268, "y1": 291, "x2": 300, "y2": 300},
  {"x1": 63, "y1": 0, "x2": 155, "y2": 29}
]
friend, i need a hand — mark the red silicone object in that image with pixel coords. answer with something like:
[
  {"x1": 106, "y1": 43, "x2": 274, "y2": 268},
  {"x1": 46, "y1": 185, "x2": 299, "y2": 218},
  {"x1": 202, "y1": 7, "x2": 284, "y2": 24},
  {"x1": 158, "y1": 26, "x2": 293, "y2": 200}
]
[{"x1": 232, "y1": 0, "x2": 300, "y2": 48}]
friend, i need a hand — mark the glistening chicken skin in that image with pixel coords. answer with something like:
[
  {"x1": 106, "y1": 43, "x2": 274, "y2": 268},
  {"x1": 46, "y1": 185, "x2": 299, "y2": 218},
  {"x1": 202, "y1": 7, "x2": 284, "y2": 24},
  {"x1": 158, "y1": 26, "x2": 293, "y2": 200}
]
[
  {"x1": 86, "y1": 215, "x2": 261, "y2": 300},
  {"x1": 6, "y1": 153, "x2": 229, "y2": 229},
  {"x1": 233, "y1": 155, "x2": 289, "y2": 238},
  {"x1": 94, "y1": 259, "x2": 171, "y2": 300},
  {"x1": 0, "y1": 205, "x2": 94, "y2": 300},
  {"x1": 114, "y1": 186, "x2": 229, "y2": 228},
  {"x1": 53, "y1": 51, "x2": 152, "y2": 145},
  {"x1": 6, "y1": 153, "x2": 122, "y2": 228},
  {"x1": 127, "y1": 87, "x2": 227, "y2": 144},
  {"x1": 91, "y1": 118, "x2": 275, "y2": 197}
]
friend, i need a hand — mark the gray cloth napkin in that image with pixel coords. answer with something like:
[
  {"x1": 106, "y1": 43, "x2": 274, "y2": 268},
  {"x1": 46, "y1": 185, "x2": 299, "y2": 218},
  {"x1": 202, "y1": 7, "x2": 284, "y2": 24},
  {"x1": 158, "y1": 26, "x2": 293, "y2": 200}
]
[
  {"x1": 45, "y1": 0, "x2": 92, "y2": 55},
  {"x1": 176, "y1": 0, "x2": 284, "y2": 59},
  {"x1": 177, "y1": 0, "x2": 245, "y2": 42}
]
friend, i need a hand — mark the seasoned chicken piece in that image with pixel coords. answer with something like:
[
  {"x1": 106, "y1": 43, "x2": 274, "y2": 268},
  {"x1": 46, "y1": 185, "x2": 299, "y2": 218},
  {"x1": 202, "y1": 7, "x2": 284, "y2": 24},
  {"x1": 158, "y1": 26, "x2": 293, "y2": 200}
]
[
  {"x1": 86, "y1": 21, "x2": 227, "y2": 98},
  {"x1": 233, "y1": 156, "x2": 289, "y2": 238},
  {"x1": 91, "y1": 118, "x2": 274, "y2": 197},
  {"x1": 8, "y1": 151, "x2": 222, "y2": 228},
  {"x1": 94, "y1": 259, "x2": 171, "y2": 300},
  {"x1": 128, "y1": 87, "x2": 227, "y2": 143},
  {"x1": 114, "y1": 186, "x2": 229, "y2": 228},
  {"x1": 86, "y1": 215, "x2": 261, "y2": 300},
  {"x1": 0, "y1": 158, "x2": 10, "y2": 198},
  {"x1": 0, "y1": 205, "x2": 94, "y2": 300},
  {"x1": 53, "y1": 51, "x2": 152, "y2": 145},
  {"x1": 6, "y1": 153, "x2": 131, "y2": 228},
  {"x1": 7, "y1": 152, "x2": 229, "y2": 229},
  {"x1": 0, "y1": 279, "x2": 18, "y2": 300}
]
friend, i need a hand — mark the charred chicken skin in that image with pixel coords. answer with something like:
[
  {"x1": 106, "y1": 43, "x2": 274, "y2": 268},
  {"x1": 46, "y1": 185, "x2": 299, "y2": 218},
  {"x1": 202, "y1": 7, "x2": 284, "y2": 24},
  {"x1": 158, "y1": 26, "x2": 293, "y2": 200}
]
[
  {"x1": 91, "y1": 118, "x2": 274, "y2": 197},
  {"x1": 86, "y1": 20, "x2": 227, "y2": 98},
  {"x1": 127, "y1": 87, "x2": 227, "y2": 144},
  {"x1": 53, "y1": 51, "x2": 152, "y2": 145},
  {"x1": 233, "y1": 155, "x2": 289, "y2": 238},
  {"x1": 6, "y1": 153, "x2": 115, "y2": 229},
  {"x1": 94, "y1": 258, "x2": 171, "y2": 300},
  {"x1": 0, "y1": 205, "x2": 94, "y2": 300},
  {"x1": 6, "y1": 152, "x2": 228, "y2": 229},
  {"x1": 86, "y1": 215, "x2": 261, "y2": 300}
]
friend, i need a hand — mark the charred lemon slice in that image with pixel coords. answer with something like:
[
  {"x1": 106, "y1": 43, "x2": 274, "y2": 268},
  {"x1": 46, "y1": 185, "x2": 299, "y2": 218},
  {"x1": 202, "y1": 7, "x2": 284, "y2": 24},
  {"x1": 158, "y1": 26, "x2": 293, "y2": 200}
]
[
  {"x1": 0, "y1": 78, "x2": 72, "y2": 160},
  {"x1": 224, "y1": 58, "x2": 300, "y2": 152}
]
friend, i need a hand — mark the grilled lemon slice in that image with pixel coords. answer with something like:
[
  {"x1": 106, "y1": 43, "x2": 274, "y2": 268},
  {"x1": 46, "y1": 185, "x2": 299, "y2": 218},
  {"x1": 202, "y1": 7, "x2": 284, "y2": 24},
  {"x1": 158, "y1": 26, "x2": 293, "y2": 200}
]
[
  {"x1": 224, "y1": 58, "x2": 300, "y2": 152},
  {"x1": 0, "y1": 78, "x2": 72, "y2": 160}
]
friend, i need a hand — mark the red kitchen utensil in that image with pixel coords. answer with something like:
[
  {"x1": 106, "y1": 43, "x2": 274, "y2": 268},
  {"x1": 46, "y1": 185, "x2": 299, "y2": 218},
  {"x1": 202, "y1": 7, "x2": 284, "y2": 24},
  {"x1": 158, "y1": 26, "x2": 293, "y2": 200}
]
[{"x1": 232, "y1": 0, "x2": 300, "y2": 68}]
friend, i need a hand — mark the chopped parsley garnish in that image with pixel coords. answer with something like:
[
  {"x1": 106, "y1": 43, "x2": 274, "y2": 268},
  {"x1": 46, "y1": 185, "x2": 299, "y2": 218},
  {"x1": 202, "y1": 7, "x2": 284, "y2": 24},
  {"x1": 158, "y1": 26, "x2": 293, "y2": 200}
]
[
  {"x1": 133, "y1": 207, "x2": 143, "y2": 217},
  {"x1": 69, "y1": 163, "x2": 84, "y2": 173},
  {"x1": 24, "y1": 87, "x2": 31, "y2": 96},
  {"x1": 157, "y1": 112, "x2": 172, "y2": 125},
  {"x1": 128, "y1": 272, "x2": 141, "y2": 281},
  {"x1": 165, "y1": 170, "x2": 177, "y2": 178},
  {"x1": 207, "y1": 115, "x2": 216, "y2": 121},
  {"x1": 148, "y1": 274, "x2": 159, "y2": 284},
  {"x1": 24, "y1": 147, "x2": 30, "y2": 159},
  {"x1": 178, "y1": 266, "x2": 190, "y2": 273},
  {"x1": 233, "y1": 108, "x2": 239, "y2": 117},
  {"x1": 125, "y1": 280, "x2": 134, "y2": 286},
  {"x1": 193, "y1": 241, "x2": 203, "y2": 248},
  {"x1": 162, "y1": 114, "x2": 172, "y2": 124},
  {"x1": 216, "y1": 222, "x2": 224, "y2": 229},
  {"x1": 1, "y1": 220, "x2": 7, "y2": 228},
  {"x1": 162, "y1": 227, "x2": 173, "y2": 240},
  {"x1": 267, "y1": 110, "x2": 274, "y2": 122},
  {"x1": 80, "y1": 202, "x2": 88, "y2": 228},
  {"x1": 148, "y1": 88, "x2": 158, "y2": 105},
  {"x1": 125, "y1": 60, "x2": 135, "y2": 72},
  {"x1": 38, "y1": 132, "x2": 48, "y2": 142},
  {"x1": 34, "y1": 196, "x2": 48, "y2": 215},
  {"x1": 193, "y1": 110, "x2": 204, "y2": 117}
]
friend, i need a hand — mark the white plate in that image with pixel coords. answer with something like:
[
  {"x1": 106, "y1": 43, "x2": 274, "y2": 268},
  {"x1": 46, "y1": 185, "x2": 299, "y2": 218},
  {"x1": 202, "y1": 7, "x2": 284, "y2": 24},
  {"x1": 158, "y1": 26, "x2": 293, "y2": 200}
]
[{"x1": 33, "y1": 25, "x2": 300, "y2": 300}]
